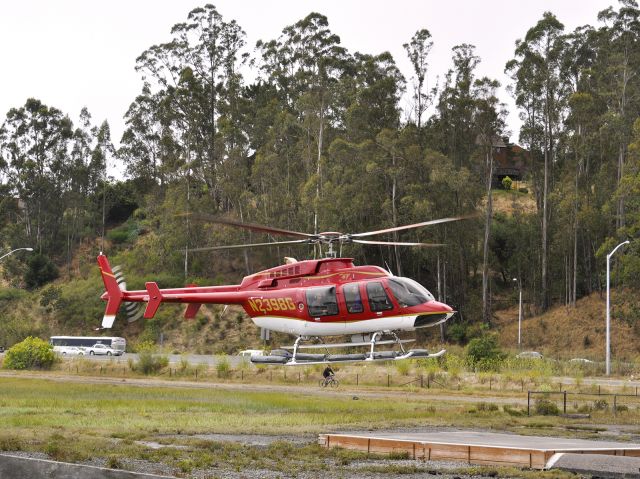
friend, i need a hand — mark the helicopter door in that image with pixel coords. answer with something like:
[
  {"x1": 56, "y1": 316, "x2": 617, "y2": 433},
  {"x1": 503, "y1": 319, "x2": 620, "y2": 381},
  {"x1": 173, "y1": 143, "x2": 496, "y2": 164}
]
[{"x1": 305, "y1": 286, "x2": 342, "y2": 333}]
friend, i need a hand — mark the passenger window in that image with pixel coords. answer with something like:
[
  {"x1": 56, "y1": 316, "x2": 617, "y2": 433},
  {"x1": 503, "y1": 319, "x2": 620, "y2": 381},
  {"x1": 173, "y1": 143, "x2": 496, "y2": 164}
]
[
  {"x1": 305, "y1": 287, "x2": 339, "y2": 317},
  {"x1": 343, "y1": 284, "x2": 363, "y2": 313},
  {"x1": 366, "y1": 282, "x2": 393, "y2": 311}
]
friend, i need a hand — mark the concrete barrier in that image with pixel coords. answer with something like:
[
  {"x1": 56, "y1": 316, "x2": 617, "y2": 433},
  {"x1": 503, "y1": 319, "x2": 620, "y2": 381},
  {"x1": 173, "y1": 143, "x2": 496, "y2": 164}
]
[{"x1": 0, "y1": 453, "x2": 176, "y2": 479}]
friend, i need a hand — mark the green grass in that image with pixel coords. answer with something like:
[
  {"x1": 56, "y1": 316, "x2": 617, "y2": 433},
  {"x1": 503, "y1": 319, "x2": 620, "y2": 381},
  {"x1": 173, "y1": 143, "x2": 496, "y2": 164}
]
[{"x1": 0, "y1": 375, "x2": 608, "y2": 478}]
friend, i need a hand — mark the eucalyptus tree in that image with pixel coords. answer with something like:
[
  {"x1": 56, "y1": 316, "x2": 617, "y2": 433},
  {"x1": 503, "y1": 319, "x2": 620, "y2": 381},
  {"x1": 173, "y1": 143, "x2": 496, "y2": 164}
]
[
  {"x1": 506, "y1": 12, "x2": 567, "y2": 310},
  {"x1": 0, "y1": 98, "x2": 73, "y2": 253},
  {"x1": 595, "y1": 0, "x2": 640, "y2": 229},
  {"x1": 133, "y1": 4, "x2": 248, "y2": 202},
  {"x1": 473, "y1": 77, "x2": 506, "y2": 324},
  {"x1": 403, "y1": 28, "x2": 434, "y2": 132},
  {"x1": 256, "y1": 13, "x2": 347, "y2": 233},
  {"x1": 433, "y1": 44, "x2": 480, "y2": 170}
]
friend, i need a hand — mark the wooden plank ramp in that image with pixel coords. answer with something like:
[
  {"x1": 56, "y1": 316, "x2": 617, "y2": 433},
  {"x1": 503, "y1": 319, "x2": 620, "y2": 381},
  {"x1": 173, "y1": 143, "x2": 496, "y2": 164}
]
[{"x1": 318, "y1": 431, "x2": 640, "y2": 470}]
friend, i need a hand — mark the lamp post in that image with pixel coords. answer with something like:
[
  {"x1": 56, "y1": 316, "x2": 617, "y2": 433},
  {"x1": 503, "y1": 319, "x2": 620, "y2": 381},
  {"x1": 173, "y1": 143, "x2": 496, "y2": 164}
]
[
  {"x1": 0, "y1": 247, "x2": 34, "y2": 262},
  {"x1": 513, "y1": 277, "x2": 523, "y2": 349},
  {"x1": 606, "y1": 240, "x2": 629, "y2": 376}
]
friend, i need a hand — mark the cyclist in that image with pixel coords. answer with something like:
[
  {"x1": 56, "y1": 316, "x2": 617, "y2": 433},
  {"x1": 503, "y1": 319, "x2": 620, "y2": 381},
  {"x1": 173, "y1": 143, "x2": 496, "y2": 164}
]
[{"x1": 322, "y1": 365, "x2": 335, "y2": 380}]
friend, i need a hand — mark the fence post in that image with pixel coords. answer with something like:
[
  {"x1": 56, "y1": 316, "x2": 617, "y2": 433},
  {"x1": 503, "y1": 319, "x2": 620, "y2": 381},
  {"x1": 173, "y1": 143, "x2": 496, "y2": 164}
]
[
  {"x1": 563, "y1": 391, "x2": 567, "y2": 414},
  {"x1": 241, "y1": 370, "x2": 243, "y2": 381},
  {"x1": 270, "y1": 371, "x2": 273, "y2": 382},
  {"x1": 599, "y1": 385, "x2": 601, "y2": 395},
  {"x1": 527, "y1": 391, "x2": 531, "y2": 416},
  {"x1": 521, "y1": 379, "x2": 524, "y2": 392},
  {"x1": 284, "y1": 370, "x2": 287, "y2": 381},
  {"x1": 387, "y1": 374, "x2": 390, "y2": 387},
  {"x1": 420, "y1": 375, "x2": 424, "y2": 388},
  {"x1": 427, "y1": 376, "x2": 430, "y2": 389},
  {"x1": 614, "y1": 395, "x2": 617, "y2": 417},
  {"x1": 489, "y1": 378, "x2": 492, "y2": 391},
  {"x1": 356, "y1": 373, "x2": 359, "y2": 386},
  {"x1": 195, "y1": 369, "x2": 198, "y2": 380}
]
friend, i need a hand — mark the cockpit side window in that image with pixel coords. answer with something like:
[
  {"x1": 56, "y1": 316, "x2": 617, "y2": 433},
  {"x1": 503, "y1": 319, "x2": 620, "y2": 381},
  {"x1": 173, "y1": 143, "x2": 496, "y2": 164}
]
[
  {"x1": 366, "y1": 282, "x2": 393, "y2": 312},
  {"x1": 387, "y1": 277, "x2": 433, "y2": 307},
  {"x1": 305, "y1": 286, "x2": 339, "y2": 317},
  {"x1": 343, "y1": 283, "x2": 363, "y2": 313}
]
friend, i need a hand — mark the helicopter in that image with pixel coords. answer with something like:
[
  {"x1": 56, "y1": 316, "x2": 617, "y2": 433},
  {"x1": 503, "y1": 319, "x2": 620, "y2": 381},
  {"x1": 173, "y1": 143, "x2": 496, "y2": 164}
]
[{"x1": 97, "y1": 214, "x2": 471, "y2": 366}]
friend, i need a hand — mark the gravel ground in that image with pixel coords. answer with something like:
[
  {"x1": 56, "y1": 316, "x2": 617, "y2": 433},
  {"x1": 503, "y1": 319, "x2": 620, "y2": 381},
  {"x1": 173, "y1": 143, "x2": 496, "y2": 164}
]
[{"x1": 1, "y1": 434, "x2": 517, "y2": 479}]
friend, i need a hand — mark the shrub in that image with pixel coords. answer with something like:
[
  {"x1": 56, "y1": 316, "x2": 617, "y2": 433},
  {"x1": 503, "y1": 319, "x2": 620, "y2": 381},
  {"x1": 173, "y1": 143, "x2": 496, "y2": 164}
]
[
  {"x1": 135, "y1": 341, "x2": 168, "y2": 375},
  {"x1": 466, "y1": 334, "x2": 505, "y2": 370},
  {"x1": 388, "y1": 450, "x2": 410, "y2": 460},
  {"x1": 476, "y1": 402, "x2": 499, "y2": 412},
  {"x1": 24, "y1": 254, "x2": 59, "y2": 289},
  {"x1": 534, "y1": 398, "x2": 559, "y2": 416},
  {"x1": 395, "y1": 360, "x2": 411, "y2": 376},
  {"x1": 447, "y1": 322, "x2": 468, "y2": 344},
  {"x1": 216, "y1": 354, "x2": 231, "y2": 378},
  {"x1": 3, "y1": 336, "x2": 56, "y2": 370},
  {"x1": 593, "y1": 399, "x2": 608, "y2": 411},
  {"x1": 501, "y1": 176, "x2": 513, "y2": 190}
]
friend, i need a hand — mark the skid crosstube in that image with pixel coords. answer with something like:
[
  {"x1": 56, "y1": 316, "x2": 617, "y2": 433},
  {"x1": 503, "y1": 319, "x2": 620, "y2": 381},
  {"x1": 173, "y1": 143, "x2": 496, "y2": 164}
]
[{"x1": 251, "y1": 349, "x2": 446, "y2": 366}]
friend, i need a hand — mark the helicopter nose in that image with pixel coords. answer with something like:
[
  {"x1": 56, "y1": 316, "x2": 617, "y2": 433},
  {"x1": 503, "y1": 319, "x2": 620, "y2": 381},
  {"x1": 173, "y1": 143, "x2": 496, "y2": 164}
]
[
  {"x1": 433, "y1": 301, "x2": 453, "y2": 312},
  {"x1": 413, "y1": 301, "x2": 455, "y2": 328}
]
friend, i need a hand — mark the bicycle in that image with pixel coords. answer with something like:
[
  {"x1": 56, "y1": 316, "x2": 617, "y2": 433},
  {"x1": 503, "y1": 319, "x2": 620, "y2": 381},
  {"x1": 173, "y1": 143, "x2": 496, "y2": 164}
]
[{"x1": 319, "y1": 376, "x2": 339, "y2": 388}]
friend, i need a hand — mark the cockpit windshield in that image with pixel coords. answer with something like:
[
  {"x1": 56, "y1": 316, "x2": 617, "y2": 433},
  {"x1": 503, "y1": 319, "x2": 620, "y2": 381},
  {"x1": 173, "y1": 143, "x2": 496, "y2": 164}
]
[{"x1": 387, "y1": 277, "x2": 434, "y2": 307}]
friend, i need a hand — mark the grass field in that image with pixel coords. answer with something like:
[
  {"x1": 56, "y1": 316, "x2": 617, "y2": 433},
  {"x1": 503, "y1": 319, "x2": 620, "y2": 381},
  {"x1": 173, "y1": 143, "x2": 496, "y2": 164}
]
[{"x1": 0, "y1": 374, "x2": 587, "y2": 478}]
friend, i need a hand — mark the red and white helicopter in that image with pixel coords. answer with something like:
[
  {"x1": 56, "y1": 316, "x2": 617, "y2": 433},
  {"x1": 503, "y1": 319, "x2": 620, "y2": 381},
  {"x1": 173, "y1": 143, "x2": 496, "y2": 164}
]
[{"x1": 98, "y1": 215, "x2": 470, "y2": 365}]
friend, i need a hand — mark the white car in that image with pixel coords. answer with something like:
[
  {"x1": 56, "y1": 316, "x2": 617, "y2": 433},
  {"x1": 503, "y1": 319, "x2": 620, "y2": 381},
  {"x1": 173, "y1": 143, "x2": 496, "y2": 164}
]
[
  {"x1": 569, "y1": 358, "x2": 594, "y2": 364},
  {"x1": 86, "y1": 343, "x2": 121, "y2": 356},
  {"x1": 239, "y1": 349, "x2": 264, "y2": 358},
  {"x1": 54, "y1": 346, "x2": 85, "y2": 356},
  {"x1": 516, "y1": 351, "x2": 543, "y2": 359}
]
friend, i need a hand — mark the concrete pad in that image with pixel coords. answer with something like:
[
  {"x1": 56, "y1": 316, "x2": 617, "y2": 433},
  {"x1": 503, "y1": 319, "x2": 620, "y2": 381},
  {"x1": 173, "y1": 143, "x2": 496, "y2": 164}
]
[
  {"x1": 334, "y1": 430, "x2": 640, "y2": 452},
  {"x1": 0, "y1": 453, "x2": 177, "y2": 479},
  {"x1": 320, "y1": 431, "x2": 640, "y2": 469},
  {"x1": 549, "y1": 452, "x2": 640, "y2": 478}
]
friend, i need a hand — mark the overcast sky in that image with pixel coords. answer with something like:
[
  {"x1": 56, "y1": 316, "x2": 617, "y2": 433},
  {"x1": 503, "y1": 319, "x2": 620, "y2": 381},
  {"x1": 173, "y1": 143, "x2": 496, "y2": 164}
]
[{"x1": 0, "y1": 0, "x2": 616, "y2": 149}]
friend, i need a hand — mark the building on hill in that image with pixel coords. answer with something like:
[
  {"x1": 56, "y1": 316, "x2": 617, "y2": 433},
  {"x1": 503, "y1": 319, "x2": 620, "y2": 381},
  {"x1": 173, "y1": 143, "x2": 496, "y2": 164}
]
[
  {"x1": 490, "y1": 137, "x2": 529, "y2": 187},
  {"x1": 476, "y1": 136, "x2": 530, "y2": 187}
]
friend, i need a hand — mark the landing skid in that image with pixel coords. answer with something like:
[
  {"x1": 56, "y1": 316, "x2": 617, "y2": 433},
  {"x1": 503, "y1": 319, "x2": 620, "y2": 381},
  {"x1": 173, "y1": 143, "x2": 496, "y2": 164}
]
[
  {"x1": 251, "y1": 348, "x2": 446, "y2": 366},
  {"x1": 251, "y1": 331, "x2": 446, "y2": 366}
]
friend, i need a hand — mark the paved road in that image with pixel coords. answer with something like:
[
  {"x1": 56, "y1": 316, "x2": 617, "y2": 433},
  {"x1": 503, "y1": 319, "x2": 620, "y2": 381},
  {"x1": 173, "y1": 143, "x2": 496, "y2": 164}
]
[{"x1": 61, "y1": 353, "x2": 248, "y2": 367}]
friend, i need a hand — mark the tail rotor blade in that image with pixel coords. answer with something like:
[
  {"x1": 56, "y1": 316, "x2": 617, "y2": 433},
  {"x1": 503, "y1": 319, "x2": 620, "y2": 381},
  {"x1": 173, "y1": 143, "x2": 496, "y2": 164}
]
[{"x1": 113, "y1": 264, "x2": 144, "y2": 324}]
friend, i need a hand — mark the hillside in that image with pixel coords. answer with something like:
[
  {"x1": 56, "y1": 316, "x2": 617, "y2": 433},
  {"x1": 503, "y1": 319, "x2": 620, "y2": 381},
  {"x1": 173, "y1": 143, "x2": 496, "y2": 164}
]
[{"x1": 494, "y1": 290, "x2": 640, "y2": 361}]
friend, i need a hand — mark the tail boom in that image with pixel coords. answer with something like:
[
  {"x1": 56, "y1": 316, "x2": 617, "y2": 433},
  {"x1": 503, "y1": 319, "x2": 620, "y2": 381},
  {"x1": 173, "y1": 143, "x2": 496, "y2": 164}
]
[{"x1": 98, "y1": 254, "x2": 244, "y2": 327}]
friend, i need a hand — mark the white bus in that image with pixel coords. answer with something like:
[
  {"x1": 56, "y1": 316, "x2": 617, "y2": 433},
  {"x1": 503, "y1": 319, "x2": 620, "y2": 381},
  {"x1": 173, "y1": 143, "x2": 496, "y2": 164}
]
[{"x1": 49, "y1": 336, "x2": 126, "y2": 352}]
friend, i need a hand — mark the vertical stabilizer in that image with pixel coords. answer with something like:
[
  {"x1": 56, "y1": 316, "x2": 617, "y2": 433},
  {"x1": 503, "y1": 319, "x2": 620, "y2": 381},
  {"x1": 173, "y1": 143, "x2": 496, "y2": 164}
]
[{"x1": 97, "y1": 254, "x2": 123, "y2": 328}]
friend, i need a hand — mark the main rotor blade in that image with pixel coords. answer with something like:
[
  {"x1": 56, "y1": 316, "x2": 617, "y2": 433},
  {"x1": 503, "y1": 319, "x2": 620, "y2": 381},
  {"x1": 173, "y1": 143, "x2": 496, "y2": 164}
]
[
  {"x1": 352, "y1": 239, "x2": 445, "y2": 247},
  {"x1": 183, "y1": 213, "x2": 315, "y2": 239},
  {"x1": 186, "y1": 239, "x2": 310, "y2": 253},
  {"x1": 351, "y1": 215, "x2": 477, "y2": 238}
]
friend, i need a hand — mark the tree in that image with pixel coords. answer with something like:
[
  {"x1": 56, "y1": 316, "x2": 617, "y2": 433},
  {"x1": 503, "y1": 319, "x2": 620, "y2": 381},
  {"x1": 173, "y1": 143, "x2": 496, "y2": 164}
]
[
  {"x1": 403, "y1": 29, "x2": 433, "y2": 132},
  {"x1": 506, "y1": 12, "x2": 567, "y2": 310},
  {"x1": 473, "y1": 77, "x2": 506, "y2": 324}
]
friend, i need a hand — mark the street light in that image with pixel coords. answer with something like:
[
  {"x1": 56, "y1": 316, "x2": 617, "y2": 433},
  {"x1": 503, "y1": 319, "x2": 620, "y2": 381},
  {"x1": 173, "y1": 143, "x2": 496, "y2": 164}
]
[
  {"x1": 0, "y1": 247, "x2": 34, "y2": 262},
  {"x1": 513, "y1": 277, "x2": 523, "y2": 348},
  {"x1": 606, "y1": 240, "x2": 630, "y2": 376}
]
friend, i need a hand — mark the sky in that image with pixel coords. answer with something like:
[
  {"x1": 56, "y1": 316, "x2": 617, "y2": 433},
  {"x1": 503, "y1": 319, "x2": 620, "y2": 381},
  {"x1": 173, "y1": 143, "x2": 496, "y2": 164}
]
[{"x1": 0, "y1": 0, "x2": 617, "y2": 150}]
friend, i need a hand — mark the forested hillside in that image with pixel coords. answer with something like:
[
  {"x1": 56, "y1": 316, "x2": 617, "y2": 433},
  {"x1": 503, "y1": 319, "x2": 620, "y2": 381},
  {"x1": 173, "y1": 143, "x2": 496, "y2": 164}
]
[{"x1": 1, "y1": 2, "x2": 639, "y2": 351}]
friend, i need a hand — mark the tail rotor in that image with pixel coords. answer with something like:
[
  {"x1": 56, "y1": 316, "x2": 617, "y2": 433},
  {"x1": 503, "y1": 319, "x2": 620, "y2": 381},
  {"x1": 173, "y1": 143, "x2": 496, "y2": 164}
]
[{"x1": 112, "y1": 265, "x2": 144, "y2": 323}]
